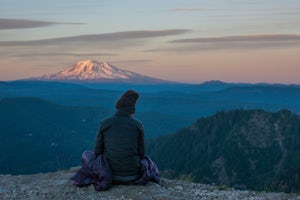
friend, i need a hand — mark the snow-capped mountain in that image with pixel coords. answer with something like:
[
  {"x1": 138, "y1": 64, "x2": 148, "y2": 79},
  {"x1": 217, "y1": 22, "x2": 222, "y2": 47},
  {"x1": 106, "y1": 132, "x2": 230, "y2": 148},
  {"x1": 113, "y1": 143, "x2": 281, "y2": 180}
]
[{"x1": 34, "y1": 60, "x2": 169, "y2": 84}]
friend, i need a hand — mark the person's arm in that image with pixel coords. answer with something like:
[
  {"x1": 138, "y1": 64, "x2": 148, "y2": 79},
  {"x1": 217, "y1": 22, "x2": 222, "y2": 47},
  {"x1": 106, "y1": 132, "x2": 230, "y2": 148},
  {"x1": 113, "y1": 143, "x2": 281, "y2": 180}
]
[
  {"x1": 138, "y1": 123, "x2": 145, "y2": 159},
  {"x1": 94, "y1": 124, "x2": 104, "y2": 157}
]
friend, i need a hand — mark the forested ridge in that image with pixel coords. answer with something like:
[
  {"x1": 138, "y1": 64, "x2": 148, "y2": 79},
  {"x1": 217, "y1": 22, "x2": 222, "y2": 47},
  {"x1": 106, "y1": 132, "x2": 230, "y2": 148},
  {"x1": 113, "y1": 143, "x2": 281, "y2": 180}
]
[
  {"x1": 0, "y1": 97, "x2": 107, "y2": 174},
  {"x1": 147, "y1": 109, "x2": 300, "y2": 193}
]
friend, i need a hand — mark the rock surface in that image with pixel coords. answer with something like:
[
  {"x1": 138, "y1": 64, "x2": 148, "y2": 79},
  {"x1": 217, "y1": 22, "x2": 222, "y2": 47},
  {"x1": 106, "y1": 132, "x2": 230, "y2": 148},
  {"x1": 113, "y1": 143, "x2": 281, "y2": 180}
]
[{"x1": 0, "y1": 167, "x2": 299, "y2": 200}]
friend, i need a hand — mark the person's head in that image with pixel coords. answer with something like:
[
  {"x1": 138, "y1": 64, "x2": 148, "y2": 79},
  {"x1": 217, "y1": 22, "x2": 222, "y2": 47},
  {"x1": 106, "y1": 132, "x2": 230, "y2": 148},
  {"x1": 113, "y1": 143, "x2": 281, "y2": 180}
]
[{"x1": 115, "y1": 90, "x2": 139, "y2": 115}]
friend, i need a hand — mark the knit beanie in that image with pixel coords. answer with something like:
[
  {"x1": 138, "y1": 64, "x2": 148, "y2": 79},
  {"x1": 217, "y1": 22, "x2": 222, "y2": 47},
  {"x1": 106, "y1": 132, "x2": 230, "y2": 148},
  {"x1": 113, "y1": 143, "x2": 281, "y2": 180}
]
[{"x1": 115, "y1": 90, "x2": 139, "y2": 114}]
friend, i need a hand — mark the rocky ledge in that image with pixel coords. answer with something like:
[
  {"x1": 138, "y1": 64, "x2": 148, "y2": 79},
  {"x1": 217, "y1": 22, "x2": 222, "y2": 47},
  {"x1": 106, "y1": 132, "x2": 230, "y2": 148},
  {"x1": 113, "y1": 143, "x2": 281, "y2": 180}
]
[{"x1": 0, "y1": 167, "x2": 299, "y2": 200}]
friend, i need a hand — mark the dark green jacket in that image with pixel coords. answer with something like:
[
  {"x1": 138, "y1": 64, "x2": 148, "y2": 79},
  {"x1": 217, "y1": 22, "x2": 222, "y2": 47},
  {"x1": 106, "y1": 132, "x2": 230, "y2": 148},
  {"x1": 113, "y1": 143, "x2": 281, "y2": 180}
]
[{"x1": 94, "y1": 110, "x2": 145, "y2": 181}]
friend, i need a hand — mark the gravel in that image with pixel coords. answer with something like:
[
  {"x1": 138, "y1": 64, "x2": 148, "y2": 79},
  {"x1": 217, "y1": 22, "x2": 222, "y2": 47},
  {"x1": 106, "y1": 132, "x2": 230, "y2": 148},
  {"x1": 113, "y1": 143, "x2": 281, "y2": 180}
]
[{"x1": 0, "y1": 167, "x2": 299, "y2": 200}]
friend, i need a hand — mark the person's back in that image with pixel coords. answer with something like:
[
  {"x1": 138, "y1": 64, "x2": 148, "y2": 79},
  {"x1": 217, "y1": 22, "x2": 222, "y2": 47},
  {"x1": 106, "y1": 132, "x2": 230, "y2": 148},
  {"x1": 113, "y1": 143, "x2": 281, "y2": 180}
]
[{"x1": 94, "y1": 90, "x2": 145, "y2": 183}]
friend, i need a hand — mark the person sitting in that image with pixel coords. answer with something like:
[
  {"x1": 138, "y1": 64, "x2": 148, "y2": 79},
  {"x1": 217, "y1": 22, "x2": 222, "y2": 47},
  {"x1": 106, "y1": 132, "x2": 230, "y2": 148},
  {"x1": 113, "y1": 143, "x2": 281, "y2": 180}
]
[
  {"x1": 72, "y1": 90, "x2": 159, "y2": 191},
  {"x1": 94, "y1": 89, "x2": 145, "y2": 184}
]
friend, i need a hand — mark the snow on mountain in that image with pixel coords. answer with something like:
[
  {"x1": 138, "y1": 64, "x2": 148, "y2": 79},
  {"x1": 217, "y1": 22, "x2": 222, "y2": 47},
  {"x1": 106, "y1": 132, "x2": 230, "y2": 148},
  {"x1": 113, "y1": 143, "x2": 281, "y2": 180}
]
[
  {"x1": 43, "y1": 60, "x2": 138, "y2": 80},
  {"x1": 35, "y1": 60, "x2": 169, "y2": 84}
]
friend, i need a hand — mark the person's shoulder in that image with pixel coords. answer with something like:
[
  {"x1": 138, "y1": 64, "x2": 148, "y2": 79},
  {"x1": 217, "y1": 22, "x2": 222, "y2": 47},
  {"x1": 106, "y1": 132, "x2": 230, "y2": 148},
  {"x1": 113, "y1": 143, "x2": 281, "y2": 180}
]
[
  {"x1": 131, "y1": 117, "x2": 144, "y2": 128},
  {"x1": 100, "y1": 116, "x2": 114, "y2": 126}
]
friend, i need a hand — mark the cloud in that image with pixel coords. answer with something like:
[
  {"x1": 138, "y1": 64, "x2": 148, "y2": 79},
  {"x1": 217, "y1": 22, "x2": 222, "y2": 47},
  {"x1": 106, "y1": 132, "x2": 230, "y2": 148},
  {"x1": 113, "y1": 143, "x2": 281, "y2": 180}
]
[
  {"x1": 163, "y1": 34, "x2": 300, "y2": 51},
  {"x1": 169, "y1": 7, "x2": 204, "y2": 12},
  {"x1": 171, "y1": 34, "x2": 300, "y2": 43},
  {"x1": 12, "y1": 52, "x2": 117, "y2": 58},
  {"x1": 0, "y1": 18, "x2": 84, "y2": 30},
  {"x1": 111, "y1": 59, "x2": 153, "y2": 64},
  {"x1": 0, "y1": 29, "x2": 190, "y2": 46}
]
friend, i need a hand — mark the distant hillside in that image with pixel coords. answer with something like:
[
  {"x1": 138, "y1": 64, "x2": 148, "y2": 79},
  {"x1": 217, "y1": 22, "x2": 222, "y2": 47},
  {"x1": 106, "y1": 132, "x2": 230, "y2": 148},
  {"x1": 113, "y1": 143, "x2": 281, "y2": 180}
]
[
  {"x1": 1, "y1": 81, "x2": 300, "y2": 117},
  {"x1": 147, "y1": 109, "x2": 300, "y2": 193},
  {"x1": 0, "y1": 97, "x2": 108, "y2": 174},
  {"x1": 208, "y1": 85, "x2": 300, "y2": 105}
]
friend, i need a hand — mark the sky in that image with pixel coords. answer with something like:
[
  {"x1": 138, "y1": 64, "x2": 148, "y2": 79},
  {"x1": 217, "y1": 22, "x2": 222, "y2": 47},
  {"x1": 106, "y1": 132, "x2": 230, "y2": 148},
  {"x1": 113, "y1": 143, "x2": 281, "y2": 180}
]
[{"x1": 0, "y1": 0, "x2": 300, "y2": 84}]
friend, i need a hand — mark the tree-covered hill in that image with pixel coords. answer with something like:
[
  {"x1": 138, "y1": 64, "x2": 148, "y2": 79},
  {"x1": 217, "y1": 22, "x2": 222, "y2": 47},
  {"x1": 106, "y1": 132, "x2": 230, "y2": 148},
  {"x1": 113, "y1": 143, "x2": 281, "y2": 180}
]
[
  {"x1": 0, "y1": 97, "x2": 109, "y2": 174},
  {"x1": 147, "y1": 109, "x2": 300, "y2": 193}
]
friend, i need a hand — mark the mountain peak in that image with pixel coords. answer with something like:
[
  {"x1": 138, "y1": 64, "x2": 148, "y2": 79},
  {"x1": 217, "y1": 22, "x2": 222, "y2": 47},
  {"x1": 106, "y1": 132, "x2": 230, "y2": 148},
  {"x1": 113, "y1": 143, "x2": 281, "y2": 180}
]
[
  {"x1": 45, "y1": 60, "x2": 133, "y2": 80},
  {"x1": 33, "y1": 60, "x2": 170, "y2": 84},
  {"x1": 74, "y1": 60, "x2": 110, "y2": 70},
  {"x1": 73, "y1": 60, "x2": 114, "y2": 72}
]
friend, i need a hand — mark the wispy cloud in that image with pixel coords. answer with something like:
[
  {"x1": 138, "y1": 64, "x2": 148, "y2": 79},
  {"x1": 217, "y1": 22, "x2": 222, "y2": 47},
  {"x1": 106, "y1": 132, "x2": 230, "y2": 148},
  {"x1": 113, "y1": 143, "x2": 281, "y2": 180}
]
[
  {"x1": 9, "y1": 52, "x2": 117, "y2": 58},
  {"x1": 169, "y1": 7, "x2": 204, "y2": 12},
  {"x1": 162, "y1": 34, "x2": 300, "y2": 51},
  {"x1": 111, "y1": 59, "x2": 153, "y2": 64},
  {"x1": 0, "y1": 18, "x2": 84, "y2": 30},
  {"x1": 171, "y1": 34, "x2": 300, "y2": 43},
  {"x1": 0, "y1": 29, "x2": 191, "y2": 46}
]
